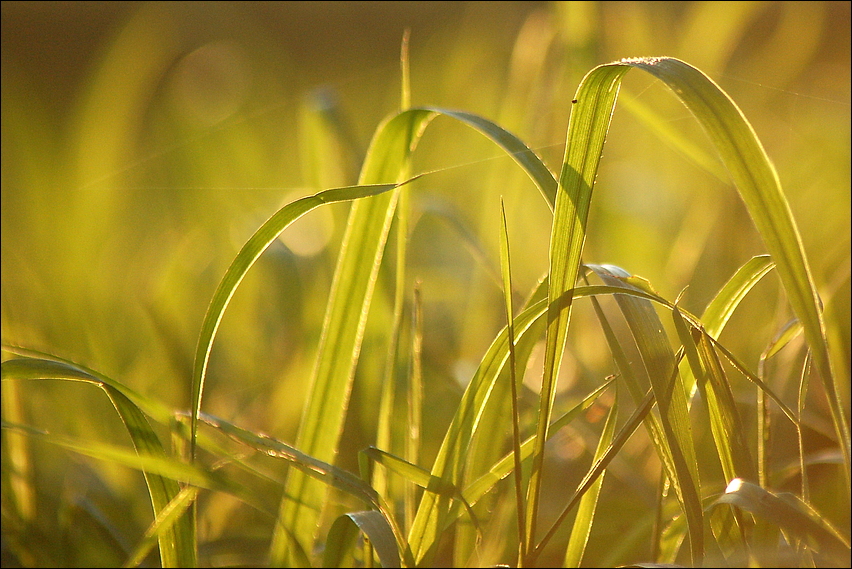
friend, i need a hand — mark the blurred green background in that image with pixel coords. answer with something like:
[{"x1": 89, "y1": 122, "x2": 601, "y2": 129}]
[{"x1": 2, "y1": 1, "x2": 849, "y2": 566}]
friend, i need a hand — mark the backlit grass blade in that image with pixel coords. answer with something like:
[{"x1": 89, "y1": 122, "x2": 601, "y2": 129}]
[
  {"x1": 2, "y1": 357, "x2": 196, "y2": 567},
  {"x1": 323, "y1": 510, "x2": 401, "y2": 569},
  {"x1": 522, "y1": 55, "x2": 846, "y2": 564},
  {"x1": 189, "y1": 176, "x2": 425, "y2": 454},
  {"x1": 524, "y1": 63, "x2": 631, "y2": 561},
  {"x1": 406, "y1": 284, "x2": 424, "y2": 531},
  {"x1": 460, "y1": 378, "x2": 615, "y2": 509},
  {"x1": 713, "y1": 479, "x2": 850, "y2": 566},
  {"x1": 498, "y1": 198, "x2": 527, "y2": 561},
  {"x1": 406, "y1": 295, "x2": 548, "y2": 565},
  {"x1": 2, "y1": 347, "x2": 175, "y2": 425},
  {"x1": 271, "y1": 109, "x2": 436, "y2": 566},
  {"x1": 532, "y1": 382, "x2": 661, "y2": 562},
  {"x1": 563, "y1": 388, "x2": 618, "y2": 567},
  {"x1": 679, "y1": 255, "x2": 776, "y2": 401},
  {"x1": 405, "y1": 284, "x2": 658, "y2": 564},
  {"x1": 419, "y1": 107, "x2": 557, "y2": 209},
  {"x1": 587, "y1": 265, "x2": 702, "y2": 563},
  {"x1": 125, "y1": 486, "x2": 198, "y2": 568},
  {"x1": 700, "y1": 255, "x2": 775, "y2": 339},
  {"x1": 622, "y1": 57, "x2": 849, "y2": 489},
  {"x1": 672, "y1": 306, "x2": 755, "y2": 485},
  {"x1": 200, "y1": 412, "x2": 412, "y2": 566}
]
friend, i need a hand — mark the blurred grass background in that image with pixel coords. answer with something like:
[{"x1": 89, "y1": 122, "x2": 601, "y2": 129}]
[{"x1": 2, "y1": 2, "x2": 849, "y2": 566}]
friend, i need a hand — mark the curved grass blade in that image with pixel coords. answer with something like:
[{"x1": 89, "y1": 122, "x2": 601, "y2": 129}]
[
  {"x1": 701, "y1": 255, "x2": 775, "y2": 340},
  {"x1": 418, "y1": 107, "x2": 558, "y2": 210},
  {"x1": 587, "y1": 265, "x2": 703, "y2": 563},
  {"x1": 532, "y1": 382, "x2": 661, "y2": 562},
  {"x1": 679, "y1": 255, "x2": 776, "y2": 405},
  {"x1": 524, "y1": 63, "x2": 632, "y2": 560},
  {"x1": 405, "y1": 294, "x2": 548, "y2": 565},
  {"x1": 2, "y1": 357, "x2": 196, "y2": 567},
  {"x1": 2, "y1": 347, "x2": 175, "y2": 426},
  {"x1": 713, "y1": 479, "x2": 851, "y2": 565},
  {"x1": 271, "y1": 108, "x2": 436, "y2": 566},
  {"x1": 405, "y1": 284, "x2": 664, "y2": 564},
  {"x1": 190, "y1": 176, "x2": 427, "y2": 460},
  {"x1": 124, "y1": 486, "x2": 198, "y2": 568},
  {"x1": 199, "y1": 412, "x2": 411, "y2": 567},
  {"x1": 622, "y1": 57, "x2": 849, "y2": 490},
  {"x1": 523, "y1": 54, "x2": 847, "y2": 561},
  {"x1": 671, "y1": 306, "x2": 755, "y2": 486},
  {"x1": 323, "y1": 511, "x2": 401, "y2": 569}
]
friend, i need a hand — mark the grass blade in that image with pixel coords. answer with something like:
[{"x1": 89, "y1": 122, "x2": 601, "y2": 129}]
[
  {"x1": 524, "y1": 63, "x2": 632, "y2": 564},
  {"x1": 323, "y1": 510, "x2": 401, "y2": 569},
  {"x1": 623, "y1": 57, "x2": 849, "y2": 491},
  {"x1": 2, "y1": 357, "x2": 196, "y2": 567},
  {"x1": 562, "y1": 388, "x2": 618, "y2": 567},
  {"x1": 498, "y1": 198, "x2": 527, "y2": 562}
]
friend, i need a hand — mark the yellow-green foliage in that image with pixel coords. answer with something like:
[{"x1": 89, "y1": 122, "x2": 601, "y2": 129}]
[{"x1": 2, "y1": 3, "x2": 849, "y2": 567}]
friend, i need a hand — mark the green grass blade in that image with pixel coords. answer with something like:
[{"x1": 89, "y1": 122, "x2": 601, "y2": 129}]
[
  {"x1": 198, "y1": 413, "x2": 381, "y2": 510},
  {"x1": 189, "y1": 177, "x2": 422, "y2": 457},
  {"x1": 418, "y1": 107, "x2": 557, "y2": 209},
  {"x1": 406, "y1": 295, "x2": 548, "y2": 565},
  {"x1": 623, "y1": 57, "x2": 849, "y2": 490},
  {"x1": 701, "y1": 255, "x2": 776, "y2": 339},
  {"x1": 587, "y1": 265, "x2": 703, "y2": 563},
  {"x1": 323, "y1": 511, "x2": 401, "y2": 569},
  {"x1": 518, "y1": 54, "x2": 846, "y2": 561},
  {"x1": 563, "y1": 388, "x2": 618, "y2": 567},
  {"x1": 498, "y1": 198, "x2": 527, "y2": 562},
  {"x1": 713, "y1": 479, "x2": 851, "y2": 565},
  {"x1": 124, "y1": 486, "x2": 198, "y2": 568},
  {"x1": 533, "y1": 383, "x2": 660, "y2": 561},
  {"x1": 406, "y1": 284, "x2": 424, "y2": 531},
  {"x1": 2, "y1": 357, "x2": 196, "y2": 567},
  {"x1": 2, "y1": 347, "x2": 175, "y2": 425},
  {"x1": 363, "y1": 447, "x2": 458, "y2": 499},
  {"x1": 1, "y1": 419, "x2": 271, "y2": 514},
  {"x1": 679, "y1": 255, "x2": 776, "y2": 402},
  {"x1": 271, "y1": 109, "x2": 436, "y2": 565},
  {"x1": 673, "y1": 305, "x2": 757, "y2": 485},
  {"x1": 524, "y1": 63, "x2": 632, "y2": 560},
  {"x1": 461, "y1": 378, "x2": 615, "y2": 509}
]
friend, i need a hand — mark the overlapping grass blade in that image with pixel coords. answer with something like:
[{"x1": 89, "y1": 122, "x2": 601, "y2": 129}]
[
  {"x1": 323, "y1": 510, "x2": 401, "y2": 568},
  {"x1": 713, "y1": 479, "x2": 851, "y2": 565},
  {"x1": 524, "y1": 63, "x2": 631, "y2": 562},
  {"x1": 2, "y1": 357, "x2": 196, "y2": 567},
  {"x1": 587, "y1": 265, "x2": 703, "y2": 562},
  {"x1": 460, "y1": 378, "x2": 615, "y2": 509},
  {"x1": 498, "y1": 198, "x2": 527, "y2": 561},
  {"x1": 406, "y1": 284, "x2": 424, "y2": 531},
  {"x1": 671, "y1": 306, "x2": 755, "y2": 485},
  {"x1": 417, "y1": 107, "x2": 557, "y2": 209},
  {"x1": 679, "y1": 254, "x2": 776, "y2": 402},
  {"x1": 519, "y1": 55, "x2": 846, "y2": 563},
  {"x1": 405, "y1": 294, "x2": 548, "y2": 565},
  {"x1": 124, "y1": 486, "x2": 198, "y2": 568},
  {"x1": 621, "y1": 57, "x2": 849, "y2": 489},
  {"x1": 271, "y1": 108, "x2": 436, "y2": 565},
  {"x1": 200, "y1": 412, "x2": 411, "y2": 566},
  {"x1": 563, "y1": 388, "x2": 618, "y2": 567},
  {"x1": 532, "y1": 382, "x2": 663, "y2": 562}
]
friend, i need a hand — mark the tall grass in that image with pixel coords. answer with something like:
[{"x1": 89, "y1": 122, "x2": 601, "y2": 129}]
[{"x1": 2, "y1": 3, "x2": 850, "y2": 568}]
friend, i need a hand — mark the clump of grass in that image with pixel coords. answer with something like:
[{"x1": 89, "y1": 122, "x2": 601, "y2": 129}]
[{"x1": 3, "y1": 50, "x2": 849, "y2": 568}]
